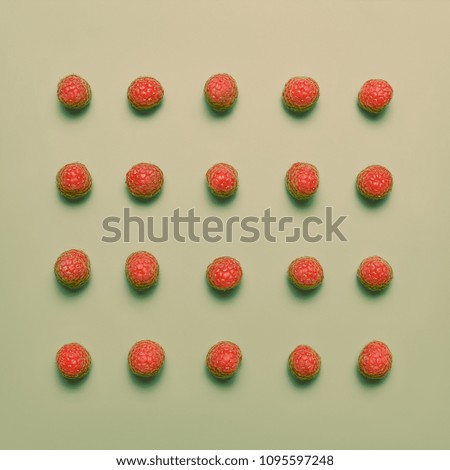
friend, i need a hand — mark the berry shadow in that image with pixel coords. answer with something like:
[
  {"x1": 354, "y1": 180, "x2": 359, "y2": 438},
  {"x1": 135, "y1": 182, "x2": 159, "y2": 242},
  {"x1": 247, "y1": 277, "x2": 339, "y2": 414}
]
[
  {"x1": 287, "y1": 364, "x2": 319, "y2": 388},
  {"x1": 355, "y1": 363, "x2": 389, "y2": 387},
  {"x1": 128, "y1": 365, "x2": 164, "y2": 388},
  {"x1": 204, "y1": 365, "x2": 239, "y2": 387},
  {"x1": 203, "y1": 97, "x2": 236, "y2": 119},
  {"x1": 54, "y1": 277, "x2": 90, "y2": 297},
  {"x1": 206, "y1": 278, "x2": 241, "y2": 301},
  {"x1": 282, "y1": 98, "x2": 318, "y2": 120},
  {"x1": 356, "y1": 101, "x2": 389, "y2": 121},
  {"x1": 287, "y1": 276, "x2": 322, "y2": 301},
  {"x1": 124, "y1": 185, "x2": 163, "y2": 205},
  {"x1": 125, "y1": 276, "x2": 159, "y2": 299},
  {"x1": 57, "y1": 188, "x2": 92, "y2": 206},
  {"x1": 355, "y1": 276, "x2": 390, "y2": 298},
  {"x1": 285, "y1": 187, "x2": 316, "y2": 209},
  {"x1": 127, "y1": 99, "x2": 163, "y2": 118},
  {"x1": 355, "y1": 185, "x2": 390, "y2": 209},
  {"x1": 55, "y1": 369, "x2": 90, "y2": 389},
  {"x1": 205, "y1": 184, "x2": 237, "y2": 206},
  {"x1": 58, "y1": 101, "x2": 90, "y2": 119}
]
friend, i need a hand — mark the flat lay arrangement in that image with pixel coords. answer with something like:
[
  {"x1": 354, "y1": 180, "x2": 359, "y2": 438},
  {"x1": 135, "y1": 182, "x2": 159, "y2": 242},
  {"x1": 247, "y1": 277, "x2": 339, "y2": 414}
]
[
  {"x1": 5, "y1": 0, "x2": 450, "y2": 456},
  {"x1": 54, "y1": 73, "x2": 394, "y2": 383}
]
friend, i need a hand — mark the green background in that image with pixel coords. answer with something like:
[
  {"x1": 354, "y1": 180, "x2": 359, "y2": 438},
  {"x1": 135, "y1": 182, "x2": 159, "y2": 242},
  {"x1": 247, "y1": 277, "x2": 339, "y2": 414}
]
[{"x1": 1, "y1": 0, "x2": 449, "y2": 450}]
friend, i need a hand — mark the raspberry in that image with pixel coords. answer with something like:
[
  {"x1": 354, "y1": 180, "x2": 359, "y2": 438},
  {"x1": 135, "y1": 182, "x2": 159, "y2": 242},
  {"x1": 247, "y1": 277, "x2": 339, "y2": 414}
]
[
  {"x1": 128, "y1": 340, "x2": 165, "y2": 377},
  {"x1": 358, "y1": 341, "x2": 392, "y2": 379},
  {"x1": 357, "y1": 256, "x2": 393, "y2": 291},
  {"x1": 54, "y1": 249, "x2": 90, "y2": 289},
  {"x1": 126, "y1": 251, "x2": 159, "y2": 290},
  {"x1": 289, "y1": 345, "x2": 321, "y2": 381},
  {"x1": 57, "y1": 74, "x2": 91, "y2": 109},
  {"x1": 56, "y1": 343, "x2": 91, "y2": 379},
  {"x1": 126, "y1": 163, "x2": 164, "y2": 199},
  {"x1": 357, "y1": 165, "x2": 393, "y2": 200},
  {"x1": 206, "y1": 163, "x2": 238, "y2": 198},
  {"x1": 127, "y1": 76, "x2": 164, "y2": 110},
  {"x1": 56, "y1": 163, "x2": 92, "y2": 199},
  {"x1": 207, "y1": 256, "x2": 242, "y2": 291},
  {"x1": 358, "y1": 79, "x2": 393, "y2": 113},
  {"x1": 282, "y1": 77, "x2": 320, "y2": 112},
  {"x1": 288, "y1": 257, "x2": 323, "y2": 290},
  {"x1": 206, "y1": 341, "x2": 242, "y2": 379},
  {"x1": 204, "y1": 73, "x2": 238, "y2": 112},
  {"x1": 286, "y1": 162, "x2": 319, "y2": 200}
]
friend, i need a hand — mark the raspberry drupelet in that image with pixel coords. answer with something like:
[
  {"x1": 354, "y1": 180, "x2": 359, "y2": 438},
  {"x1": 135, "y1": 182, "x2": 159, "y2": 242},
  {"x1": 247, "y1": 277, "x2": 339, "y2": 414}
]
[
  {"x1": 286, "y1": 163, "x2": 319, "y2": 201},
  {"x1": 357, "y1": 165, "x2": 393, "y2": 200},
  {"x1": 357, "y1": 256, "x2": 393, "y2": 291},
  {"x1": 204, "y1": 73, "x2": 238, "y2": 112},
  {"x1": 128, "y1": 340, "x2": 165, "y2": 377},
  {"x1": 358, "y1": 79, "x2": 393, "y2": 113},
  {"x1": 125, "y1": 251, "x2": 159, "y2": 290},
  {"x1": 358, "y1": 341, "x2": 392, "y2": 379},
  {"x1": 282, "y1": 77, "x2": 320, "y2": 112},
  {"x1": 206, "y1": 341, "x2": 242, "y2": 379},
  {"x1": 54, "y1": 249, "x2": 90, "y2": 289},
  {"x1": 206, "y1": 256, "x2": 242, "y2": 291},
  {"x1": 56, "y1": 343, "x2": 91, "y2": 379},
  {"x1": 57, "y1": 74, "x2": 91, "y2": 109},
  {"x1": 127, "y1": 76, "x2": 164, "y2": 110},
  {"x1": 288, "y1": 257, "x2": 323, "y2": 290},
  {"x1": 289, "y1": 345, "x2": 321, "y2": 380},
  {"x1": 206, "y1": 163, "x2": 238, "y2": 198},
  {"x1": 126, "y1": 163, "x2": 164, "y2": 199},
  {"x1": 56, "y1": 163, "x2": 92, "y2": 199}
]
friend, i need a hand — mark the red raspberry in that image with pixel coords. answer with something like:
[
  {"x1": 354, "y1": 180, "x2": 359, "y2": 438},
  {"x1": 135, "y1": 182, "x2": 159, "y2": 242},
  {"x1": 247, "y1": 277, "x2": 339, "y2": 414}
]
[
  {"x1": 357, "y1": 256, "x2": 393, "y2": 291},
  {"x1": 288, "y1": 257, "x2": 323, "y2": 290},
  {"x1": 56, "y1": 163, "x2": 92, "y2": 199},
  {"x1": 357, "y1": 165, "x2": 393, "y2": 200},
  {"x1": 128, "y1": 340, "x2": 165, "y2": 377},
  {"x1": 54, "y1": 249, "x2": 90, "y2": 289},
  {"x1": 358, "y1": 79, "x2": 393, "y2": 113},
  {"x1": 286, "y1": 162, "x2": 319, "y2": 200},
  {"x1": 206, "y1": 341, "x2": 242, "y2": 379},
  {"x1": 56, "y1": 343, "x2": 91, "y2": 379},
  {"x1": 282, "y1": 76, "x2": 320, "y2": 112},
  {"x1": 358, "y1": 341, "x2": 392, "y2": 379},
  {"x1": 204, "y1": 73, "x2": 238, "y2": 112},
  {"x1": 207, "y1": 256, "x2": 242, "y2": 291},
  {"x1": 126, "y1": 251, "x2": 159, "y2": 290},
  {"x1": 57, "y1": 74, "x2": 91, "y2": 109},
  {"x1": 206, "y1": 163, "x2": 238, "y2": 198},
  {"x1": 289, "y1": 345, "x2": 321, "y2": 380},
  {"x1": 127, "y1": 76, "x2": 164, "y2": 110},
  {"x1": 126, "y1": 163, "x2": 164, "y2": 199}
]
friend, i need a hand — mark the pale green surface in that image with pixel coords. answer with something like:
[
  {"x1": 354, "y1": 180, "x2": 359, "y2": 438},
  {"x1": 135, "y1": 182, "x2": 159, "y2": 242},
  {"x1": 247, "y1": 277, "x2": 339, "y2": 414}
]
[{"x1": 1, "y1": 0, "x2": 450, "y2": 450}]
